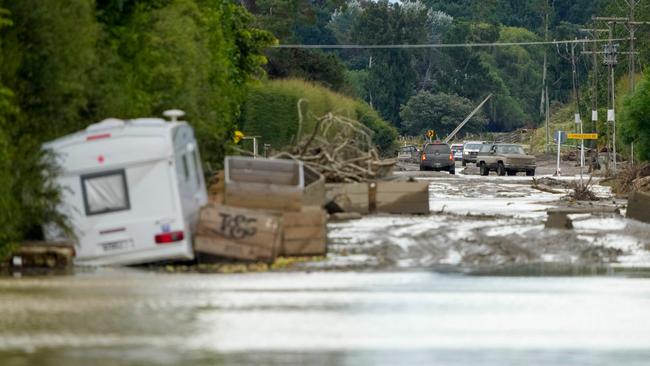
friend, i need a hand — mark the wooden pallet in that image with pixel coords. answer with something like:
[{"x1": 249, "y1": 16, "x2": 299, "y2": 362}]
[{"x1": 195, "y1": 204, "x2": 282, "y2": 262}]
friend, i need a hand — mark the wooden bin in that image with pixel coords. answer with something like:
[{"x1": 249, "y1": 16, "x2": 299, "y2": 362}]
[
  {"x1": 325, "y1": 181, "x2": 429, "y2": 215},
  {"x1": 376, "y1": 181, "x2": 429, "y2": 214},
  {"x1": 325, "y1": 183, "x2": 369, "y2": 214},
  {"x1": 279, "y1": 207, "x2": 328, "y2": 257},
  {"x1": 224, "y1": 156, "x2": 325, "y2": 212},
  {"x1": 194, "y1": 203, "x2": 282, "y2": 262}
]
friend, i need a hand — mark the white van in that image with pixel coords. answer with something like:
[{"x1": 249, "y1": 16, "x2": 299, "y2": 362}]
[{"x1": 43, "y1": 111, "x2": 208, "y2": 266}]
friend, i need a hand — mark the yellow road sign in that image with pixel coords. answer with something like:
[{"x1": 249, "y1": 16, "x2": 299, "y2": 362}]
[
  {"x1": 233, "y1": 130, "x2": 245, "y2": 144},
  {"x1": 426, "y1": 130, "x2": 435, "y2": 138},
  {"x1": 567, "y1": 133, "x2": 598, "y2": 140}
]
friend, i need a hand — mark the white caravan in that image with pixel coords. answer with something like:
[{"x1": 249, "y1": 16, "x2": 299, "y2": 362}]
[{"x1": 43, "y1": 111, "x2": 208, "y2": 265}]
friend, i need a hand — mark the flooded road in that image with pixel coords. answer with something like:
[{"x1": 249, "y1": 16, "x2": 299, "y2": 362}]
[
  {"x1": 324, "y1": 168, "x2": 650, "y2": 271},
  {"x1": 2, "y1": 270, "x2": 650, "y2": 366}
]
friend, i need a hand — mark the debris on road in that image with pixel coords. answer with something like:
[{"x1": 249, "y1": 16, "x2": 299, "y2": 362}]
[
  {"x1": 545, "y1": 207, "x2": 620, "y2": 230},
  {"x1": 635, "y1": 176, "x2": 650, "y2": 192},
  {"x1": 279, "y1": 207, "x2": 328, "y2": 256},
  {"x1": 532, "y1": 177, "x2": 568, "y2": 194},
  {"x1": 2, "y1": 241, "x2": 75, "y2": 274},
  {"x1": 326, "y1": 182, "x2": 369, "y2": 214},
  {"x1": 545, "y1": 211, "x2": 574, "y2": 229},
  {"x1": 200, "y1": 156, "x2": 329, "y2": 263},
  {"x1": 224, "y1": 156, "x2": 325, "y2": 212},
  {"x1": 566, "y1": 176, "x2": 600, "y2": 201},
  {"x1": 272, "y1": 107, "x2": 396, "y2": 183},
  {"x1": 627, "y1": 191, "x2": 650, "y2": 224},
  {"x1": 375, "y1": 181, "x2": 429, "y2": 214},
  {"x1": 608, "y1": 162, "x2": 650, "y2": 195},
  {"x1": 325, "y1": 180, "x2": 429, "y2": 215},
  {"x1": 195, "y1": 204, "x2": 282, "y2": 263},
  {"x1": 329, "y1": 212, "x2": 363, "y2": 221}
]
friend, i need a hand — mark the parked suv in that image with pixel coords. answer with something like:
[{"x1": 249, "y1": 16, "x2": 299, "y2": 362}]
[
  {"x1": 420, "y1": 142, "x2": 455, "y2": 174},
  {"x1": 462, "y1": 141, "x2": 485, "y2": 166},
  {"x1": 476, "y1": 143, "x2": 536, "y2": 176}
]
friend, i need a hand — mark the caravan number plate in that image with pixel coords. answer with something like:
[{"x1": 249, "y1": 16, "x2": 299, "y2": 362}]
[{"x1": 101, "y1": 239, "x2": 133, "y2": 252}]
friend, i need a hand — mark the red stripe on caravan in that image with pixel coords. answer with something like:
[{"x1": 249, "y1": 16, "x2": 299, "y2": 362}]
[
  {"x1": 86, "y1": 133, "x2": 111, "y2": 141},
  {"x1": 99, "y1": 227, "x2": 126, "y2": 235}
]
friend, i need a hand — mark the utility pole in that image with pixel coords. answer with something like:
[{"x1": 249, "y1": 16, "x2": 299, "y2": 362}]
[
  {"x1": 623, "y1": 0, "x2": 641, "y2": 91},
  {"x1": 592, "y1": 17, "x2": 627, "y2": 173},
  {"x1": 541, "y1": 10, "x2": 551, "y2": 154},
  {"x1": 580, "y1": 26, "x2": 608, "y2": 140},
  {"x1": 582, "y1": 8, "x2": 648, "y2": 171},
  {"x1": 608, "y1": 21, "x2": 617, "y2": 173},
  {"x1": 606, "y1": 21, "x2": 619, "y2": 173},
  {"x1": 557, "y1": 39, "x2": 585, "y2": 168}
]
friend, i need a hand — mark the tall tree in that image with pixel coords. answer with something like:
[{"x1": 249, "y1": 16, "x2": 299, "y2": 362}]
[
  {"x1": 0, "y1": 0, "x2": 98, "y2": 141},
  {"x1": 0, "y1": 6, "x2": 19, "y2": 250},
  {"x1": 351, "y1": 0, "x2": 429, "y2": 128},
  {"x1": 91, "y1": 0, "x2": 274, "y2": 170},
  {"x1": 621, "y1": 70, "x2": 650, "y2": 161},
  {"x1": 0, "y1": 5, "x2": 69, "y2": 248}
]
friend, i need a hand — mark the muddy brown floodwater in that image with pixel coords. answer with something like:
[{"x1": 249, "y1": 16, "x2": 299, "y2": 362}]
[
  {"x1": 321, "y1": 162, "x2": 650, "y2": 272},
  {"x1": 2, "y1": 271, "x2": 650, "y2": 366},
  {"x1": 1, "y1": 161, "x2": 650, "y2": 366}
]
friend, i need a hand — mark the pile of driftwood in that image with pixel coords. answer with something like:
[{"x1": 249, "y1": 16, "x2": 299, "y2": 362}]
[
  {"x1": 618, "y1": 162, "x2": 650, "y2": 193},
  {"x1": 273, "y1": 100, "x2": 396, "y2": 183}
]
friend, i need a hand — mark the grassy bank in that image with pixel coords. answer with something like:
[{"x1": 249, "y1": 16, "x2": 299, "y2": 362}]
[{"x1": 240, "y1": 79, "x2": 398, "y2": 156}]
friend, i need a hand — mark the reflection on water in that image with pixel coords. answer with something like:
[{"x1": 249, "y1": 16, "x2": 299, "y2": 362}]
[{"x1": 2, "y1": 269, "x2": 650, "y2": 365}]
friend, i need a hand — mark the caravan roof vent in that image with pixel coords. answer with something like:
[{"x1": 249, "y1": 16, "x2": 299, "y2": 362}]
[
  {"x1": 86, "y1": 118, "x2": 125, "y2": 132},
  {"x1": 163, "y1": 109, "x2": 185, "y2": 122}
]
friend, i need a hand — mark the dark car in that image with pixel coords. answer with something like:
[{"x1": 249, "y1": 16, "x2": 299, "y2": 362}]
[{"x1": 420, "y1": 142, "x2": 455, "y2": 174}]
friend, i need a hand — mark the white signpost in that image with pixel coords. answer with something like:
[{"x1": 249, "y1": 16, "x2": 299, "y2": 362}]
[{"x1": 555, "y1": 131, "x2": 563, "y2": 176}]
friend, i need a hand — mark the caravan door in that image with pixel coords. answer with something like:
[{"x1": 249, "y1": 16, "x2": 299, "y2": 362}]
[{"x1": 173, "y1": 126, "x2": 207, "y2": 231}]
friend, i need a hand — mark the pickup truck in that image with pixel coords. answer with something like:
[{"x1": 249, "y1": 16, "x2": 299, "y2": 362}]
[{"x1": 476, "y1": 143, "x2": 536, "y2": 176}]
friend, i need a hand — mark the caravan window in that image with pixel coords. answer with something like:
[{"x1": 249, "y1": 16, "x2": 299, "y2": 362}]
[
  {"x1": 81, "y1": 170, "x2": 130, "y2": 216},
  {"x1": 192, "y1": 151, "x2": 201, "y2": 188},
  {"x1": 182, "y1": 155, "x2": 190, "y2": 182}
]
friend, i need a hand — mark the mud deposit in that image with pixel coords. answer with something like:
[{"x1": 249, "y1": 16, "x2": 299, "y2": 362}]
[{"x1": 319, "y1": 164, "x2": 650, "y2": 273}]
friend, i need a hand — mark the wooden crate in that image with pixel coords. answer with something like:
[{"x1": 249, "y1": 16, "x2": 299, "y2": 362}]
[
  {"x1": 194, "y1": 204, "x2": 282, "y2": 262},
  {"x1": 195, "y1": 237, "x2": 274, "y2": 262},
  {"x1": 225, "y1": 185, "x2": 303, "y2": 212},
  {"x1": 376, "y1": 181, "x2": 430, "y2": 214},
  {"x1": 223, "y1": 157, "x2": 326, "y2": 212},
  {"x1": 279, "y1": 207, "x2": 327, "y2": 256},
  {"x1": 208, "y1": 170, "x2": 225, "y2": 204},
  {"x1": 627, "y1": 190, "x2": 650, "y2": 224},
  {"x1": 325, "y1": 183, "x2": 369, "y2": 214},
  {"x1": 302, "y1": 165, "x2": 326, "y2": 207},
  {"x1": 11, "y1": 241, "x2": 75, "y2": 269},
  {"x1": 325, "y1": 181, "x2": 429, "y2": 215}
]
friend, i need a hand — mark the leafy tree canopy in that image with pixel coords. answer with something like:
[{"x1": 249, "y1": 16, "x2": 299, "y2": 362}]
[
  {"x1": 400, "y1": 91, "x2": 488, "y2": 137},
  {"x1": 621, "y1": 70, "x2": 650, "y2": 161}
]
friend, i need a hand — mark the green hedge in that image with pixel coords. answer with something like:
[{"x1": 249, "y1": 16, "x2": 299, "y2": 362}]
[{"x1": 240, "y1": 79, "x2": 398, "y2": 156}]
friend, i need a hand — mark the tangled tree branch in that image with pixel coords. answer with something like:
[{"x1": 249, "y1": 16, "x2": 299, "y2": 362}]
[{"x1": 272, "y1": 106, "x2": 396, "y2": 182}]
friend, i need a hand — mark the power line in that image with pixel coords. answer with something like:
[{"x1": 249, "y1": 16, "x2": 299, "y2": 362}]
[{"x1": 274, "y1": 38, "x2": 631, "y2": 49}]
